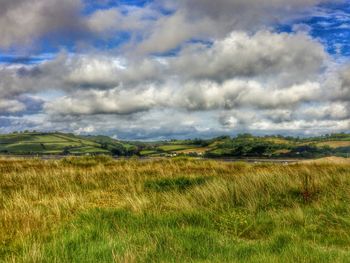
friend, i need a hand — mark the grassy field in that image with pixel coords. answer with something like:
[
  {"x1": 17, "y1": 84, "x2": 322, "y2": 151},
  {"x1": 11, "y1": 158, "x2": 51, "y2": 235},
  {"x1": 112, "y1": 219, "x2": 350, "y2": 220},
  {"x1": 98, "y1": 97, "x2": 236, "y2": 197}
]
[
  {"x1": 156, "y1": 145, "x2": 196, "y2": 152},
  {"x1": 1, "y1": 157, "x2": 350, "y2": 262},
  {"x1": 1, "y1": 132, "x2": 349, "y2": 158},
  {"x1": 316, "y1": 141, "x2": 350, "y2": 148},
  {"x1": 0, "y1": 133, "x2": 108, "y2": 155}
]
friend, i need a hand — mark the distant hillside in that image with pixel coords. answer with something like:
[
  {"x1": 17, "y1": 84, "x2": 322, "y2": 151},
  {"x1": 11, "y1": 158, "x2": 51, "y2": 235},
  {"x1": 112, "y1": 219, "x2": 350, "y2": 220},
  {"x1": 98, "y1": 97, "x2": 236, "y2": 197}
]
[
  {"x1": 202, "y1": 134, "x2": 350, "y2": 159},
  {"x1": 138, "y1": 133, "x2": 350, "y2": 158},
  {"x1": 82, "y1": 135, "x2": 138, "y2": 156},
  {"x1": 0, "y1": 132, "x2": 349, "y2": 158},
  {"x1": 0, "y1": 132, "x2": 109, "y2": 155}
]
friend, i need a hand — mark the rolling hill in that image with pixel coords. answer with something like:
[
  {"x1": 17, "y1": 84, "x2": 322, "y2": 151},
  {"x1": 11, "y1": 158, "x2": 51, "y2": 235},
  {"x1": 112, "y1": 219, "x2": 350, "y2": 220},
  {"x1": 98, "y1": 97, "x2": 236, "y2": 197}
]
[
  {"x1": 0, "y1": 132, "x2": 110, "y2": 155},
  {"x1": 0, "y1": 132, "x2": 349, "y2": 158},
  {"x1": 0, "y1": 132, "x2": 144, "y2": 156}
]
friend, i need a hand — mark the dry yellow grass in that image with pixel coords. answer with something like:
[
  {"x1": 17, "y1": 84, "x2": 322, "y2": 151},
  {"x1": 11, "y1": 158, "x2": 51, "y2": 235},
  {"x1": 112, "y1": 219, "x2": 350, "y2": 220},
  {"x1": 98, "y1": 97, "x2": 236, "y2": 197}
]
[
  {"x1": 1, "y1": 156, "x2": 350, "y2": 262},
  {"x1": 263, "y1": 138, "x2": 292, "y2": 144},
  {"x1": 175, "y1": 147, "x2": 209, "y2": 154},
  {"x1": 316, "y1": 141, "x2": 350, "y2": 148},
  {"x1": 302, "y1": 156, "x2": 350, "y2": 164}
]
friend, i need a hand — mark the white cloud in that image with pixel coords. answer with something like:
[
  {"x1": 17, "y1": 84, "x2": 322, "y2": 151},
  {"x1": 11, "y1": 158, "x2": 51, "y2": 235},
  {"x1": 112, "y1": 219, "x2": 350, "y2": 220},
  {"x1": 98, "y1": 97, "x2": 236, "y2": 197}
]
[
  {"x1": 178, "y1": 80, "x2": 321, "y2": 111},
  {"x1": 45, "y1": 86, "x2": 163, "y2": 115},
  {"x1": 0, "y1": 99, "x2": 26, "y2": 113},
  {"x1": 135, "y1": 0, "x2": 332, "y2": 54},
  {"x1": 0, "y1": 0, "x2": 348, "y2": 137},
  {"x1": 172, "y1": 31, "x2": 327, "y2": 84}
]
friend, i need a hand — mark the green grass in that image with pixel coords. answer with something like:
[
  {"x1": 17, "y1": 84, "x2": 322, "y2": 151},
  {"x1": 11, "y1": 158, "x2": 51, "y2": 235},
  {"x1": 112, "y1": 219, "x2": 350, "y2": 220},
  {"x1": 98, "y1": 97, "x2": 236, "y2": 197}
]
[
  {"x1": 140, "y1": 150, "x2": 158, "y2": 156},
  {"x1": 1, "y1": 158, "x2": 350, "y2": 262},
  {"x1": 0, "y1": 133, "x2": 108, "y2": 155},
  {"x1": 10, "y1": 205, "x2": 350, "y2": 262},
  {"x1": 157, "y1": 145, "x2": 197, "y2": 152},
  {"x1": 144, "y1": 177, "x2": 209, "y2": 192},
  {"x1": 82, "y1": 135, "x2": 138, "y2": 152},
  {"x1": 31, "y1": 209, "x2": 350, "y2": 263}
]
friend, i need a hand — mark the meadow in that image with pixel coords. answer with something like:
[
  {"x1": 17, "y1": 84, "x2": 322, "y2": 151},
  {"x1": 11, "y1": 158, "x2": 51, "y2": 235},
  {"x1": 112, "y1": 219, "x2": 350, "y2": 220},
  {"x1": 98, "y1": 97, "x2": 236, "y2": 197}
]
[
  {"x1": 1, "y1": 156, "x2": 350, "y2": 262},
  {"x1": 1, "y1": 132, "x2": 350, "y2": 158},
  {"x1": 0, "y1": 133, "x2": 110, "y2": 155}
]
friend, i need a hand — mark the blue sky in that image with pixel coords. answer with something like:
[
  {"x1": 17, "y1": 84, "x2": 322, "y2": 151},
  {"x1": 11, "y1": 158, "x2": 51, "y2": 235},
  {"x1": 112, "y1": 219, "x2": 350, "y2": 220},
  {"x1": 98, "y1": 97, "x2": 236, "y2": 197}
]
[
  {"x1": 0, "y1": 0, "x2": 349, "y2": 139},
  {"x1": 2, "y1": 1, "x2": 350, "y2": 63},
  {"x1": 278, "y1": 1, "x2": 350, "y2": 56}
]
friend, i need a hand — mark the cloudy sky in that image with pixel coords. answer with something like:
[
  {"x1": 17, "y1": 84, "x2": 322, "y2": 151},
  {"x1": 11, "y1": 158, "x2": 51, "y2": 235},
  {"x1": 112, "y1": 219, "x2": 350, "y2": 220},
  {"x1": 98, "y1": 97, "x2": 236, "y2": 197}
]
[{"x1": 0, "y1": 0, "x2": 349, "y2": 140}]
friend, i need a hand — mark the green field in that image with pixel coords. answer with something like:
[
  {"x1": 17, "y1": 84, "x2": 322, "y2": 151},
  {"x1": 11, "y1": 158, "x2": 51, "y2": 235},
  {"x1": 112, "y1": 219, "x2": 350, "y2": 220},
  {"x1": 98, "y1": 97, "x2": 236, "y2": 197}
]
[
  {"x1": 139, "y1": 134, "x2": 350, "y2": 158},
  {"x1": 1, "y1": 157, "x2": 350, "y2": 262},
  {"x1": 0, "y1": 133, "x2": 136, "y2": 155},
  {"x1": 0, "y1": 133, "x2": 107, "y2": 155},
  {"x1": 0, "y1": 132, "x2": 349, "y2": 158},
  {"x1": 157, "y1": 144, "x2": 197, "y2": 152}
]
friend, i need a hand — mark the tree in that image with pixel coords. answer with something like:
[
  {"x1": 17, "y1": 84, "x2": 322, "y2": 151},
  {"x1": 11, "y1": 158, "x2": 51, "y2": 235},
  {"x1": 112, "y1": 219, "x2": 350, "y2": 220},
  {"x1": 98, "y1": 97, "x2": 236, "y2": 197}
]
[{"x1": 63, "y1": 147, "x2": 70, "y2": 155}]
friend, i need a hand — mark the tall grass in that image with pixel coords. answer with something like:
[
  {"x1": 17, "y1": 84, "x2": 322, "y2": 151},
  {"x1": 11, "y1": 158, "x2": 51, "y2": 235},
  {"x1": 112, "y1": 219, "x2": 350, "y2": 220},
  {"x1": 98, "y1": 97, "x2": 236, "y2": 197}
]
[{"x1": 0, "y1": 157, "x2": 350, "y2": 262}]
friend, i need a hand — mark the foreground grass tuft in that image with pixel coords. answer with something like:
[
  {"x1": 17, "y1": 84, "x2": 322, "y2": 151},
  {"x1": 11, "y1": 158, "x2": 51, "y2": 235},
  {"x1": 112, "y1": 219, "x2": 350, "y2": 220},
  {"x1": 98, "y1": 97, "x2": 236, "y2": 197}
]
[
  {"x1": 0, "y1": 157, "x2": 350, "y2": 262},
  {"x1": 144, "y1": 176, "x2": 209, "y2": 192}
]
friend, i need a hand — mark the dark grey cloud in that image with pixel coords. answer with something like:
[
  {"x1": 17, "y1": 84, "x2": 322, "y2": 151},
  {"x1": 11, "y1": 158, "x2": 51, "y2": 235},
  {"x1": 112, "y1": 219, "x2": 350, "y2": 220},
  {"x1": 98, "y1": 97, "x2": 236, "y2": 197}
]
[
  {"x1": 0, "y1": 0, "x2": 335, "y2": 54},
  {"x1": 338, "y1": 66, "x2": 350, "y2": 101},
  {"x1": 16, "y1": 95, "x2": 44, "y2": 115},
  {"x1": 0, "y1": 0, "x2": 155, "y2": 50},
  {"x1": 0, "y1": 95, "x2": 43, "y2": 116},
  {"x1": 0, "y1": 0, "x2": 83, "y2": 48},
  {"x1": 180, "y1": 0, "x2": 330, "y2": 21},
  {"x1": 0, "y1": 55, "x2": 67, "y2": 102}
]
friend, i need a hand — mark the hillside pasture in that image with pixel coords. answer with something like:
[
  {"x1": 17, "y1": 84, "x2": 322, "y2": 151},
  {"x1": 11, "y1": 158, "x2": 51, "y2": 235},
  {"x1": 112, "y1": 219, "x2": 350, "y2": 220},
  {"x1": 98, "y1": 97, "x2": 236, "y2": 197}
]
[
  {"x1": 316, "y1": 141, "x2": 350, "y2": 148},
  {"x1": 157, "y1": 144, "x2": 198, "y2": 152},
  {"x1": 0, "y1": 133, "x2": 105, "y2": 155}
]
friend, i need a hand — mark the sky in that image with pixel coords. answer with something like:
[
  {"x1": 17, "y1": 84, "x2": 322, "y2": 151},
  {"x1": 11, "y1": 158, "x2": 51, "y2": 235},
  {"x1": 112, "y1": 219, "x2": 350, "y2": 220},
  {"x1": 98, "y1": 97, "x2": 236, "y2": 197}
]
[{"x1": 0, "y1": 0, "x2": 349, "y2": 140}]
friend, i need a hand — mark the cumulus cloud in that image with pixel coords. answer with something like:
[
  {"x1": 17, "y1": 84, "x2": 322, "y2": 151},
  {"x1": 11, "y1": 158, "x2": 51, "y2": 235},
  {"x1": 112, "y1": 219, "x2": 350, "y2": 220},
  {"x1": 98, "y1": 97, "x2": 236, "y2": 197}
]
[
  {"x1": 0, "y1": 54, "x2": 68, "y2": 98},
  {"x1": 136, "y1": 11, "x2": 215, "y2": 54},
  {"x1": 136, "y1": 0, "x2": 332, "y2": 53},
  {"x1": 40, "y1": 30, "x2": 326, "y2": 116},
  {"x1": 44, "y1": 79, "x2": 322, "y2": 116},
  {"x1": 0, "y1": 94, "x2": 43, "y2": 116},
  {"x1": 46, "y1": 86, "x2": 165, "y2": 115},
  {"x1": 179, "y1": 0, "x2": 327, "y2": 22},
  {"x1": 0, "y1": 0, "x2": 156, "y2": 49},
  {"x1": 0, "y1": 0, "x2": 335, "y2": 54},
  {"x1": 0, "y1": 0, "x2": 83, "y2": 48},
  {"x1": 0, "y1": 99, "x2": 25, "y2": 113},
  {"x1": 85, "y1": 6, "x2": 153, "y2": 34},
  {"x1": 301, "y1": 102, "x2": 350, "y2": 121},
  {"x1": 0, "y1": 30, "x2": 334, "y2": 119},
  {"x1": 172, "y1": 31, "x2": 327, "y2": 83},
  {"x1": 65, "y1": 55, "x2": 164, "y2": 88},
  {"x1": 219, "y1": 108, "x2": 349, "y2": 133},
  {"x1": 0, "y1": 0, "x2": 348, "y2": 137},
  {"x1": 178, "y1": 80, "x2": 322, "y2": 111}
]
